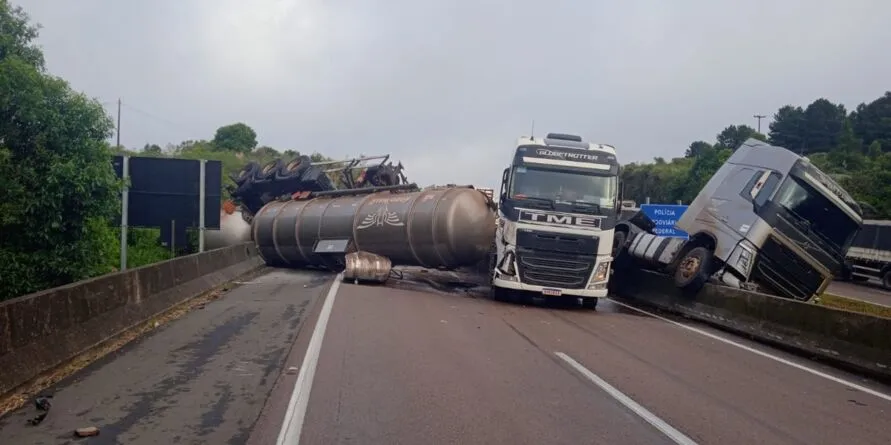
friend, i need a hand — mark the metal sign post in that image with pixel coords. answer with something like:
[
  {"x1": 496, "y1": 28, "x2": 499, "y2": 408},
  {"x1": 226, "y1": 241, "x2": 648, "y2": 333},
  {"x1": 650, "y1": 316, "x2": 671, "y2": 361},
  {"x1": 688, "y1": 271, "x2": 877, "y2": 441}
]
[
  {"x1": 120, "y1": 156, "x2": 129, "y2": 271},
  {"x1": 199, "y1": 159, "x2": 206, "y2": 252}
]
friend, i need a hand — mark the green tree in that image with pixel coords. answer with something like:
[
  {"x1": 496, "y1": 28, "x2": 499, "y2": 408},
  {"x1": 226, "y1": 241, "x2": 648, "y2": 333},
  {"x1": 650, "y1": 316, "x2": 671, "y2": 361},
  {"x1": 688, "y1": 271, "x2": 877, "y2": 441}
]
[
  {"x1": 850, "y1": 92, "x2": 891, "y2": 151},
  {"x1": 0, "y1": 2, "x2": 121, "y2": 299},
  {"x1": 802, "y1": 98, "x2": 847, "y2": 152},
  {"x1": 254, "y1": 145, "x2": 278, "y2": 157},
  {"x1": 0, "y1": 1, "x2": 44, "y2": 69},
  {"x1": 685, "y1": 140, "x2": 714, "y2": 158},
  {"x1": 212, "y1": 122, "x2": 258, "y2": 153},
  {"x1": 143, "y1": 143, "x2": 163, "y2": 155},
  {"x1": 768, "y1": 105, "x2": 806, "y2": 152},
  {"x1": 715, "y1": 125, "x2": 765, "y2": 150}
]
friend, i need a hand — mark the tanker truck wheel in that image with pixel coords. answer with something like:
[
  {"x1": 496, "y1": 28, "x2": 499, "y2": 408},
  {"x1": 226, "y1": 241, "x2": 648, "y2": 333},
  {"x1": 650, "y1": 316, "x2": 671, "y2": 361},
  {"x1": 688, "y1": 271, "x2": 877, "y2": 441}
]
[
  {"x1": 673, "y1": 246, "x2": 713, "y2": 293},
  {"x1": 581, "y1": 297, "x2": 599, "y2": 310},
  {"x1": 232, "y1": 162, "x2": 260, "y2": 186},
  {"x1": 882, "y1": 268, "x2": 891, "y2": 290},
  {"x1": 490, "y1": 286, "x2": 512, "y2": 302}
]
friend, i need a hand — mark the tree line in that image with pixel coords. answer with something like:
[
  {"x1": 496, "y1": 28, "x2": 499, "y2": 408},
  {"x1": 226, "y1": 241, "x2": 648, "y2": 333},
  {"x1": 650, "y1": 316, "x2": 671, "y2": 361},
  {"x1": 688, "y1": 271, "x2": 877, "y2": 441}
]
[
  {"x1": 0, "y1": 2, "x2": 331, "y2": 300},
  {"x1": 621, "y1": 93, "x2": 891, "y2": 218}
]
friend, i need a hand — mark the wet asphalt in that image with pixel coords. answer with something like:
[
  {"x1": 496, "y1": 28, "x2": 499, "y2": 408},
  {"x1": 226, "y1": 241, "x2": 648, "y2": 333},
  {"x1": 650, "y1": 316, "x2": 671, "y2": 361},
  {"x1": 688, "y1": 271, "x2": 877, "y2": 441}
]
[{"x1": 1, "y1": 268, "x2": 890, "y2": 445}]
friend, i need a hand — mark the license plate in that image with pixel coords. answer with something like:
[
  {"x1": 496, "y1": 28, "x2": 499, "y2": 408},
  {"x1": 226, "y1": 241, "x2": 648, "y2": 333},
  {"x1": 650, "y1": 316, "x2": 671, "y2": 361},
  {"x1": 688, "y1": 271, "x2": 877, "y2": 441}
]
[{"x1": 542, "y1": 288, "x2": 562, "y2": 296}]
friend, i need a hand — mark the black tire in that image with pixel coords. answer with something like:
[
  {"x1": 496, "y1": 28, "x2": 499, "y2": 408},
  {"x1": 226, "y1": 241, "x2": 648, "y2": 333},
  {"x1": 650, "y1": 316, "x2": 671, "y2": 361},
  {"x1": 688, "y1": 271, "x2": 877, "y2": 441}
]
[
  {"x1": 276, "y1": 155, "x2": 311, "y2": 180},
  {"x1": 366, "y1": 165, "x2": 399, "y2": 187},
  {"x1": 491, "y1": 286, "x2": 513, "y2": 302},
  {"x1": 612, "y1": 230, "x2": 628, "y2": 258},
  {"x1": 673, "y1": 246, "x2": 713, "y2": 293},
  {"x1": 581, "y1": 297, "x2": 599, "y2": 309},
  {"x1": 254, "y1": 159, "x2": 283, "y2": 182},
  {"x1": 233, "y1": 161, "x2": 260, "y2": 186},
  {"x1": 882, "y1": 268, "x2": 891, "y2": 290}
]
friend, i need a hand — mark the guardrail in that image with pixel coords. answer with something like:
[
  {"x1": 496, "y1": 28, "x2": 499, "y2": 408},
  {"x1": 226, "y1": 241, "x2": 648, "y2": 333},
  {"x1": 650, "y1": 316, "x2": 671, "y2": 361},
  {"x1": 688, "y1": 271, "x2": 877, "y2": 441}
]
[
  {"x1": 0, "y1": 243, "x2": 263, "y2": 395},
  {"x1": 611, "y1": 268, "x2": 891, "y2": 380}
]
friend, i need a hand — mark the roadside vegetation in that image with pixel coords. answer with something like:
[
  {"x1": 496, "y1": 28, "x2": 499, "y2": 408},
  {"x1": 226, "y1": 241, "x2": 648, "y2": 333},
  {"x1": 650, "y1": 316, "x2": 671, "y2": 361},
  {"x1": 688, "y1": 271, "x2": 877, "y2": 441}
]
[{"x1": 2, "y1": 1, "x2": 890, "y2": 303}]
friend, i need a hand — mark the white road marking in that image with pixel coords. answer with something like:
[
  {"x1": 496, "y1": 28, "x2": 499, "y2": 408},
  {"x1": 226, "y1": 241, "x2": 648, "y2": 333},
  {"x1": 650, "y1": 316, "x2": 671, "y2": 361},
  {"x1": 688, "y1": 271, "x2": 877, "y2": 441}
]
[
  {"x1": 276, "y1": 273, "x2": 343, "y2": 445},
  {"x1": 608, "y1": 299, "x2": 891, "y2": 403},
  {"x1": 556, "y1": 352, "x2": 698, "y2": 445}
]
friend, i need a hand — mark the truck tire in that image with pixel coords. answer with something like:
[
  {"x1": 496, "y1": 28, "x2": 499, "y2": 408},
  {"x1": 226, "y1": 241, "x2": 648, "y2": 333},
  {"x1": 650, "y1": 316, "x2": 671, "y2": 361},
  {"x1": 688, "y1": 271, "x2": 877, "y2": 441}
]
[
  {"x1": 673, "y1": 246, "x2": 713, "y2": 293},
  {"x1": 276, "y1": 155, "x2": 311, "y2": 180},
  {"x1": 254, "y1": 159, "x2": 283, "y2": 182},
  {"x1": 882, "y1": 268, "x2": 891, "y2": 290},
  {"x1": 233, "y1": 161, "x2": 259, "y2": 186},
  {"x1": 581, "y1": 297, "x2": 599, "y2": 309},
  {"x1": 490, "y1": 286, "x2": 512, "y2": 302}
]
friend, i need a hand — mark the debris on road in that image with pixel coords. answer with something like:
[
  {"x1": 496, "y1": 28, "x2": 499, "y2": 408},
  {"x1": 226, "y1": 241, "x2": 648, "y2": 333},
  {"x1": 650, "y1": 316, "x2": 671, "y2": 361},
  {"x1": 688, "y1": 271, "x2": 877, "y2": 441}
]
[
  {"x1": 74, "y1": 426, "x2": 100, "y2": 437},
  {"x1": 26, "y1": 395, "x2": 53, "y2": 426}
]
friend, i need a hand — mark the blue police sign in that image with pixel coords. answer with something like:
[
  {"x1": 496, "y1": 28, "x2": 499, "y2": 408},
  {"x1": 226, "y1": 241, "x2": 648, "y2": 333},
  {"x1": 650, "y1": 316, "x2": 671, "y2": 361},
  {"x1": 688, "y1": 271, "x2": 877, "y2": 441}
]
[{"x1": 640, "y1": 204, "x2": 689, "y2": 238}]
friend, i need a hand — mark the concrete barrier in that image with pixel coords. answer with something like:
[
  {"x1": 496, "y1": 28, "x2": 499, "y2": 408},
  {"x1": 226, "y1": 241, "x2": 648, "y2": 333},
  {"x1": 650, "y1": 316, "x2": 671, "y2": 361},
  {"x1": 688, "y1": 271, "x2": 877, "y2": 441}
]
[
  {"x1": 0, "y1": 243, "x2": 263, "y2": 395},
  {"x1": 612, "y1": 268, "x2": 891, "y2": 379}
]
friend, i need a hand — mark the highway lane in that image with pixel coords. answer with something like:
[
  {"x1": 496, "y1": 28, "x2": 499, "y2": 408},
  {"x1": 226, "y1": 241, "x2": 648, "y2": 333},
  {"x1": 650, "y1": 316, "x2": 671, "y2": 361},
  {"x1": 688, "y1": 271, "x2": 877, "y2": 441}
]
[
  {"x1": 828, "y1": 280, "x2": 891, "y2": 307},
  {"x1": 0, "y1": 269, "x2": 331, "y2": 445},
  {"x1": 2, "y1": 268, "x2": 889, "y2": 444},
  {"x1": 292, "y1": 276, "x2": 891, "y2": 445}
]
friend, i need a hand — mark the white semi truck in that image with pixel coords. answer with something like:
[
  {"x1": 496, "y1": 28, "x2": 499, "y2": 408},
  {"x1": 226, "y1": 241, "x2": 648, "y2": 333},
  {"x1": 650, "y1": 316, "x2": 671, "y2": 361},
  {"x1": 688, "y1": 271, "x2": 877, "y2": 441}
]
[
  {"x1": 490, "y1": 133, "x2": 621, "y2": 309},
  {"x1": 615, "y1": 138, "x2": 864, "y2": 302}
]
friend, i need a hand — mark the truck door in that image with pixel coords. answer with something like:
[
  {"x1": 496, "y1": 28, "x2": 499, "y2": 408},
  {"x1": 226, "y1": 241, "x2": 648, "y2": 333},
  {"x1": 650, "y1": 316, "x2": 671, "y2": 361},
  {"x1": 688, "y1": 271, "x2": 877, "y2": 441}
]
[{"x1": 704, "y1": 167, "x2": 780, "y2": 259}]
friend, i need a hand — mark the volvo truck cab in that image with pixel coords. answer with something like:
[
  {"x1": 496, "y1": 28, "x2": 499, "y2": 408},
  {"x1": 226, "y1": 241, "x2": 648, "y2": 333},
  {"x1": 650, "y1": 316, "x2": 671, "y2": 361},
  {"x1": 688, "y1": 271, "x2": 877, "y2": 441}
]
[
  {"x1": 618, "y1": 138, "x2": 863, "y2": 301},
  {"x1": 491, "y1": 133, "x2": 621, "y2": 308}
]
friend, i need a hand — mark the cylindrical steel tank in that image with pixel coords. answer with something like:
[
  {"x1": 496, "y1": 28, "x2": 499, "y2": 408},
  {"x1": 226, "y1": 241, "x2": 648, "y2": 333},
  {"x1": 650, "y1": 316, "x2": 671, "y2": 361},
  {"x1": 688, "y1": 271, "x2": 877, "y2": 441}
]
[
  {"x1": 205, "y1": 209, "x2": 253, "y2": 250},
  {"x1": 252, "y1": 187, "x2": 496, "y2": 269}
]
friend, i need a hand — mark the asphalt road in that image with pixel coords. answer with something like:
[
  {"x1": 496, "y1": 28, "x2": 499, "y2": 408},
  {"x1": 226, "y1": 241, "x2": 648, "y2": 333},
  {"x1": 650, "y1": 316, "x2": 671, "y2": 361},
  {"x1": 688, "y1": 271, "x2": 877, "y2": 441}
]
[
  {"x1": 0, "y1": 269, "x2": 332, "y2": 445},
  {"x1": 828, "y1": 280, "x2": 891, "y2": 307},
  {"x1": 294, "y1": 278, "x2": 891, "y2": 445},
  {"x1": 3, "y1": 269, "x2": 890, "y2": 445}
]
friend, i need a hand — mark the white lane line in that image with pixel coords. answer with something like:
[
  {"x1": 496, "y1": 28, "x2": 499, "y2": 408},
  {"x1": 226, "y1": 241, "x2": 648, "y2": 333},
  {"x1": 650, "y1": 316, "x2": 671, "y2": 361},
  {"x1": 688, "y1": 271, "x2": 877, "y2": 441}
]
[
  {"x1": 276, "y1": 273, "x2": 343, "y2": 445},
  {"x1": 608, "y1": 298, "x2": 891, "y2": 403},
  {"x1": 556, "y1": 352, "x2": 698, "y2": 445}
]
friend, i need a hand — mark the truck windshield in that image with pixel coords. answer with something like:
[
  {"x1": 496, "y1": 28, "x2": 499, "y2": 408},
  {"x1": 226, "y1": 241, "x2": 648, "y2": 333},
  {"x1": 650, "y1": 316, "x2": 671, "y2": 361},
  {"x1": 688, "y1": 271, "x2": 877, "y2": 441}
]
[
  {"x1": 772, "y1": 176, "x2": 860, "y2": 253},
  {"x1": 510, "y1": 166, "x2": 617, "y2": 208}
]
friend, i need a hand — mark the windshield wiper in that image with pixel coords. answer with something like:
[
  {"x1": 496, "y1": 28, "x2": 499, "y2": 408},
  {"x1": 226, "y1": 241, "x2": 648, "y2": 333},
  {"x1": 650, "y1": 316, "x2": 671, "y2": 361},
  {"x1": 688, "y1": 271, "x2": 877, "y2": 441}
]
[
  {"x1": 514, "y1": 196, "x2": 554, "y2": 209},
  {"x1": 563, "y1": 200, "x2": 602, "y2": 214}
]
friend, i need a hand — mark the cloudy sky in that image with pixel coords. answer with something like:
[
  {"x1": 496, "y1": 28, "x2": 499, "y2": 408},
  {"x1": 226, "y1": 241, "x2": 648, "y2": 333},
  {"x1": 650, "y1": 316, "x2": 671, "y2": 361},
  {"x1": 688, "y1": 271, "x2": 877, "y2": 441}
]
[{"x1": 17, "y1": 0, "x2": 891, "y2": 190}]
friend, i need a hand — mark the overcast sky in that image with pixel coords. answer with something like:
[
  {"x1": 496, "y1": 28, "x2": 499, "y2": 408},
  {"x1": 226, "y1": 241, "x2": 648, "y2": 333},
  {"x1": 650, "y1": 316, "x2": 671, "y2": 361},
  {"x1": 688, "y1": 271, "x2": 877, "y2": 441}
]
[{"x1": 17, "y1": 0, "x2": 891, "y2": 190}]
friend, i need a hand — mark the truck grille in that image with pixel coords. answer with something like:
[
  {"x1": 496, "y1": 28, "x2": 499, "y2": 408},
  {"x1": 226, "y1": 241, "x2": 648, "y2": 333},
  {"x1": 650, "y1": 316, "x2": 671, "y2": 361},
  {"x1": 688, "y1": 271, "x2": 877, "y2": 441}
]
[
  {"x1": 752, "y1": 236, "x2": 825, "y2": 301},
  {"x1": 516, "y1": 248, "x2": 595, "y2": 289}
]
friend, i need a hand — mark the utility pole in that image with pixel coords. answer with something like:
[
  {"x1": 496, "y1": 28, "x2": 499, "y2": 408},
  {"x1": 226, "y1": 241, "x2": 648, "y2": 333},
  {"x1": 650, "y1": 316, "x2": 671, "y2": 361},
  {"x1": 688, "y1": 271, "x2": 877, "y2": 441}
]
[
  {"x1": 753, "y1": 114, "x2": 767, "y2": 133},
  {"x1": 116, "y1": 98, "x2": 122, "y2": 149}
]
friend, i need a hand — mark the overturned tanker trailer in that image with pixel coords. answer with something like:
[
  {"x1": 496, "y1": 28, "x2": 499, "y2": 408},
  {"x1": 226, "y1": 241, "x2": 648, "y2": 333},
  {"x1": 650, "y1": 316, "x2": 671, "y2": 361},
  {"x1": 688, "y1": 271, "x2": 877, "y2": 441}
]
[{"x1": 252, "y1": 185, "x2": 498, "y2": 278}]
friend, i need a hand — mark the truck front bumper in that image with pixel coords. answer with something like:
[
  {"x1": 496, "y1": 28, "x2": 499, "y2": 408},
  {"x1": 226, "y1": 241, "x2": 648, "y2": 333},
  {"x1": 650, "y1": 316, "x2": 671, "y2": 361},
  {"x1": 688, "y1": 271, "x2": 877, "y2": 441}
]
[{"x1": 492, "y1": 275, "x2": 609, "y2": 298}]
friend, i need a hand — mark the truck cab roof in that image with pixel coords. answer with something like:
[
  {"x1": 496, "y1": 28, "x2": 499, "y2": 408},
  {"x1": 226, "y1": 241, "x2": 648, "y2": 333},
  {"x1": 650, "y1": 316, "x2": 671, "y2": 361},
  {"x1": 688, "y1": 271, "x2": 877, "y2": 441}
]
[{"x1": 517, "y1": 135, "x2": 617, "y2": 156}]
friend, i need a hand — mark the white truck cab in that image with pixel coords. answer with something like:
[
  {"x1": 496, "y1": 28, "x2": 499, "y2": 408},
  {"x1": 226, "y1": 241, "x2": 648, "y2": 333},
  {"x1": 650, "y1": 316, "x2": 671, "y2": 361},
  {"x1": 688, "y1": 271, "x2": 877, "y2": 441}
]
[{"x1": 491, "y1": 133, "x2": 621, "y2": 308}]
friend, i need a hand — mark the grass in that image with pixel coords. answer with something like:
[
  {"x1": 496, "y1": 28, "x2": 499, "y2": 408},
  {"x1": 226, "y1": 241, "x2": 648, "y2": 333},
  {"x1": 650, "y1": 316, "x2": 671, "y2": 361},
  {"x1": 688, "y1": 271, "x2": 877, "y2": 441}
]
[{"x1": 815, "y1": 292, "x2": 891, "y2": 319}]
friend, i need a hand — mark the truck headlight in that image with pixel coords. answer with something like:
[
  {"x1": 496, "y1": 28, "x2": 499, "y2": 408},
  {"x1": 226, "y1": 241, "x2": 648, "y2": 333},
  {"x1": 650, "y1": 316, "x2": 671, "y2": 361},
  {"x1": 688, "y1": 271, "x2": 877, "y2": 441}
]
[
  {"x1": 590, "y1": 261, "x2": 611, "y2": 284},
  {"x1": 498, "y1": 250, "x2": 517, "y2": 276},
  {"x1": 732, "y1": 241, "x2": 756, "y2": 276}
]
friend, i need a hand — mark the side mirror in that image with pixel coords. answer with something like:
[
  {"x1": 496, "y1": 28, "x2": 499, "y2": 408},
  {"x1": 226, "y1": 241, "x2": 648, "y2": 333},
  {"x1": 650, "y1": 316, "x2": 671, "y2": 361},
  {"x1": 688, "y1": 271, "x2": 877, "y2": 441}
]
[{"x1": 500, "y1": 168, "x2": 509, "y2": 202}]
